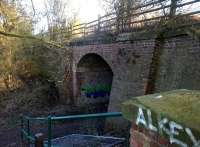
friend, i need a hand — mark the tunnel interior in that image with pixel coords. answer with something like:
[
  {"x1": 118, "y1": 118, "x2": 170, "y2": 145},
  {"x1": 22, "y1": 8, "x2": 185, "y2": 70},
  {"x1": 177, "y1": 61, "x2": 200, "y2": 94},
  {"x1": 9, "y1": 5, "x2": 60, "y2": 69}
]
[{"x1": 76, "y1": 53, "x2": 113, "y2": 113}]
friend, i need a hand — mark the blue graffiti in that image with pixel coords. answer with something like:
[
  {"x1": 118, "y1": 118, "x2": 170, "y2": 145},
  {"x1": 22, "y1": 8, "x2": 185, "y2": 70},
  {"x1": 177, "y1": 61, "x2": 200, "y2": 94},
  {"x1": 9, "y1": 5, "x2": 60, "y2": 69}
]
[{"x1": 81, "y1": 84, "x2": 111, "y2": 98}]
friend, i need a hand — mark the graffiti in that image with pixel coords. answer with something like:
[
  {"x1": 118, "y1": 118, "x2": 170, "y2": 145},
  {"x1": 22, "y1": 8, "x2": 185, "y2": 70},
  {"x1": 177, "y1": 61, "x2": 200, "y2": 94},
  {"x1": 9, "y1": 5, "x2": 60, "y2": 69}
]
[
  {"x1": 136, "y1": 107, "x2": 200, "y2": 147},
  {"x1": 117, "y1": 49, "x2": 140, "y2": 65},
  {"x1": 81, "y1": 84, "x2": 111, "y2": 98}
]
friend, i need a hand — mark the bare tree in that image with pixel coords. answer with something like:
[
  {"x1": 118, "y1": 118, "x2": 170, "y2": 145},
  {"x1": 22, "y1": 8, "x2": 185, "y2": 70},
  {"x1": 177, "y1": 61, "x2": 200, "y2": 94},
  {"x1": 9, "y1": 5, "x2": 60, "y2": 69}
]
[{"x1": 43, "y1": 0, "x2": 68, "y2": 41}]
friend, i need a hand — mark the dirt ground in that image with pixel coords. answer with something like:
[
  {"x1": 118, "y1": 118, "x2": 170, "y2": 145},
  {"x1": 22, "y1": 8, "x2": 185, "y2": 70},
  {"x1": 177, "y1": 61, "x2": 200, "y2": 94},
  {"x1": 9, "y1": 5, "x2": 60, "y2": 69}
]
[{"x1": 0, "y1": 126, "x2": 20, "y2": 147}]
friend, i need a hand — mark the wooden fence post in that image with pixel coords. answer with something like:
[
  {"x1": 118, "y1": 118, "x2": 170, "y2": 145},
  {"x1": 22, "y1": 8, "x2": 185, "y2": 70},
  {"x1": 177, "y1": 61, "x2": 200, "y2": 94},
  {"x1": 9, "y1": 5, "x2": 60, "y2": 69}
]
[
  {"x1": 170, "y1": 0, "x2": 177, "y2": 17},
  {"x1": 35, "y1": 133, "x2": 44, "y2": 147},
  {"x1": 98, "y1": 15, "x2": 101, "y2": 33},
  {"x1": 84, "y1": 23, "x2": 87, "y2": 37}
]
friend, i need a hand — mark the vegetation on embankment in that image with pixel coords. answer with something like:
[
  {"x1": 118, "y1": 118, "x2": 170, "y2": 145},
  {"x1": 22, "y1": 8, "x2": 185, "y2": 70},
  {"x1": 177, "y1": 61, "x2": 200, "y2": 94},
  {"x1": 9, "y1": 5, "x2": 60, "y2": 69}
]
[{"x1": 0, "y1": 1, "x2": 72, "y2": 131}]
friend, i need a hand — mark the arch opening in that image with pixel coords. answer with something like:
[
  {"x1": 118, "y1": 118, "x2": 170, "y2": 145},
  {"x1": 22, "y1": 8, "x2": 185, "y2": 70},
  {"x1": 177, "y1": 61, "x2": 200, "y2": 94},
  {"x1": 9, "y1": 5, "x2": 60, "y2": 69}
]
[{"x1": 76, "y1": 53, "x2": 113, "y2": 113}]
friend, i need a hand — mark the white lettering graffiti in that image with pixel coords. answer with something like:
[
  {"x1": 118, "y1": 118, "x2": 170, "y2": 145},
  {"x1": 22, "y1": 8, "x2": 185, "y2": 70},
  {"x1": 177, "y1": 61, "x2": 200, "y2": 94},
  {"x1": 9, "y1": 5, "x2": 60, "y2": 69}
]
[
  {"x1": 135, "y1": 107, "x2": 200, "y2": 147},
  {"x1": 185, "y1": 128, "x2": 200, "y2": 147},
  {"x1": 147, "y1": 109, "x2": 157, "y2": 132},
  {"x1": 136, "y1": 107, "x2": 147, "y2": 127},
  {"x1": 169, "y1": 121, "x2": 187, "y2": 147}
]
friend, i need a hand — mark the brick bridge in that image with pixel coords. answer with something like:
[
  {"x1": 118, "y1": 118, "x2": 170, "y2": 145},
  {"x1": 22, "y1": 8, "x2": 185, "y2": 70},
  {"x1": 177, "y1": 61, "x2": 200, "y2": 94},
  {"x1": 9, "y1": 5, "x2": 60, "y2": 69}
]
[
  {"x1": 63, "y1": 31, "x2": 200, "y2": 112},
  {"x1": 58, "y1": 0, "x2": 200, "y2": 112}
]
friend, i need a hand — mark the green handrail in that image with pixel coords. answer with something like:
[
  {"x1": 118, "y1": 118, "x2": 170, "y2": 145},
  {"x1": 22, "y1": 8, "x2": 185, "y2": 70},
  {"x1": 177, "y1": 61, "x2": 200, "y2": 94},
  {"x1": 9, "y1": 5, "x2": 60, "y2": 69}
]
[
  {"x1": 21, "y1": 112, "x2": 122, "y2": 147},
  {"x1": 51, "y1": 112, "x2": 122, "y2": 121},
  {"x1": 47, "y1": 116, "x2": 52, "y2": 147},
  {"x1": 21, "y1": 129, "x2": 35, "y2": 142}
]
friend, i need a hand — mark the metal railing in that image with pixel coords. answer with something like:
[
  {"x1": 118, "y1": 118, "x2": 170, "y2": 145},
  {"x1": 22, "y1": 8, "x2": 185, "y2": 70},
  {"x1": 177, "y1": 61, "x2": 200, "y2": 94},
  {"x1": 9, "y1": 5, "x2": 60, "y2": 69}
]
[
  {"x1": 64, "y1": 0, "x2": 200, "y2": 39},
  {"x1": 20, "y1": 112, "x2": 123, "y2": 147}
]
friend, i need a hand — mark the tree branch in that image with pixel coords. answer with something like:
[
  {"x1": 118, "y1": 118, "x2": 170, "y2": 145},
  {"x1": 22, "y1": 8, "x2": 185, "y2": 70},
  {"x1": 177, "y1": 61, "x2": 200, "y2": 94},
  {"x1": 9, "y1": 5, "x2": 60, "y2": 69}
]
[
  {"x1": 30, "y1": 0, "x2": 36, "y2": 16},
  {"x1": 0, "y1": 31, "x2": 64, "y2": 49}
]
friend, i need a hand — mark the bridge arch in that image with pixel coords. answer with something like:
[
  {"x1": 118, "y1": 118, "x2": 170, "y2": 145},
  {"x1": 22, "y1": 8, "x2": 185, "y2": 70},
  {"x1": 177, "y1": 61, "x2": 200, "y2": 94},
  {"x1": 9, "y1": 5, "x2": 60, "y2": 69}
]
[
  {"x1": 75, "y1": 52, "x2": 113, "y2": 72},
  {"x1": 75, "y1": 53, "x2": 113, "y2": 113}
]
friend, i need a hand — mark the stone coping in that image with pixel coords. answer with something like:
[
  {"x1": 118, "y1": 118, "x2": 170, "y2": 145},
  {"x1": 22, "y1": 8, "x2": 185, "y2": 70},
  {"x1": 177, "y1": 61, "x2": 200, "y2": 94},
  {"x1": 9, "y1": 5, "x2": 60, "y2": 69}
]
[{"x1": 122, "y1": 89, "x2": 200, "y2": 146}]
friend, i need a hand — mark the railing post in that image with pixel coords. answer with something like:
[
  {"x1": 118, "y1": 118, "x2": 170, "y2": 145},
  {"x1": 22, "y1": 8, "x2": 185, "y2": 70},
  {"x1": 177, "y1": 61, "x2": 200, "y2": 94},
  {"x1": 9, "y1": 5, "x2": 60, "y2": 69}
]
[
  {"x1": 70, "y1": 24, "x2": 73, "y2": 38},
  {"x1": 170, "y1": 0, "x2": 177, "y2": 18},
  {"x1": 97, "y1": 15, "x2": 101, "y2": 33},
  {"x1": 127, "y1": 0, "x2": 132, "y2": 31},
  {"x1": 47, "y1": 116, "x2": 52, "y2": 147},
  {"x1": 27, "y1": 118, "x2": 30, "y2": 147},
  {"x1": 20, "y1": 114, "x2": 24, "y2": 139},
  {"x1": 35, "y1": 133, "x2": 44, "y2": 147},
  {"x1": 120, "y1": 5, "x2": 125, "y2": 32},
  {"x1": 20, "y1": 114, "x2": 24, "y2": 146},
  {"x1": 84, "y1": 23, "x2": 87, "y2": 37},
  {"x1": 66, "y1": 27, "x2": 69, "y2": 39},
  {"x1": 116, "y1": 9, "x2": 120, "y2": 34}
]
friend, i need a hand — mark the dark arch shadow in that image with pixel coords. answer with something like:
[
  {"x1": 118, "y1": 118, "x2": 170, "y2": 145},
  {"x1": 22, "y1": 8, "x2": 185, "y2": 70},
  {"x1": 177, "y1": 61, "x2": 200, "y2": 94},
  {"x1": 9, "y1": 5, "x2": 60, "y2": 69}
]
[
  {"x1": 77, "y1": 53, "x2": 113, "y2": 74},
  {"x1": 76, "y1": 53, "x2": 113, "y2": 113}
]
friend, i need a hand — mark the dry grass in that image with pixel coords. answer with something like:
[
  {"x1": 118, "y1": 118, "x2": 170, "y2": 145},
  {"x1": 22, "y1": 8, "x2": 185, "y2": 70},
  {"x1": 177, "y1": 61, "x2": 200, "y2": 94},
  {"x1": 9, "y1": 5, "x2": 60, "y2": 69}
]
[{"x1": 0, "y1": 77, "x2": 71, "y2": 130}]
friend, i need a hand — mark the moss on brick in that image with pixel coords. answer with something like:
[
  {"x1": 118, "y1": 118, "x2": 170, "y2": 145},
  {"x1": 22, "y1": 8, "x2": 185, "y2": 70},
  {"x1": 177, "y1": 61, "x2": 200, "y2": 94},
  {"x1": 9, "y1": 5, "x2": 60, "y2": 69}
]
[
  {"x1": 122, "y1": 89, "x2": 200, "y2": 146},
  {"x1": 122, "y1": 89, "x2": 200, "y2": 132}
]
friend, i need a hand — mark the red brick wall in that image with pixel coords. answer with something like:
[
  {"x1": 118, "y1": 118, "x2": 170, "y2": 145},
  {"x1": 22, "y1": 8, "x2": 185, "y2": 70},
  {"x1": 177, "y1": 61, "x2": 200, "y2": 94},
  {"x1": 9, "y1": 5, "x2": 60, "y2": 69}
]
[
  {"x1": 72, "y1": 41, "x2": 155, "y2": 111},
  {"x1": 69, "y1": 35, "x2": 200, "y2": 111},
  {"x1": 130, "y1": 123, "x2": 170, "y2": 147}
]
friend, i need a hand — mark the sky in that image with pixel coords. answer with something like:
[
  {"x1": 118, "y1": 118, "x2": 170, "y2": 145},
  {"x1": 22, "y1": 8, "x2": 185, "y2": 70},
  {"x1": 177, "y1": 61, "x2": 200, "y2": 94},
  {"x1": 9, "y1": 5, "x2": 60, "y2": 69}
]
[
  {"x1": 21, "y1": 0, "x2": 200, "y2": 34},
  {"x1": 22, "y1": 0, "x2": 106, "y2": 33},
  {"x1": 69, "y1": 0, "x2": 105, "y2": 22}
]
